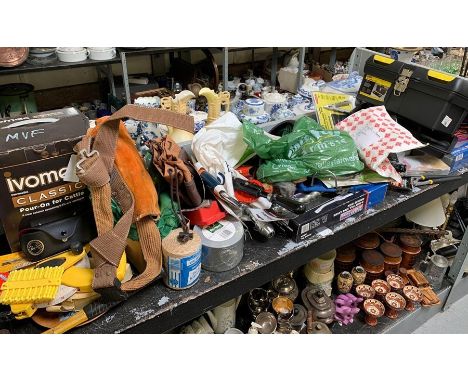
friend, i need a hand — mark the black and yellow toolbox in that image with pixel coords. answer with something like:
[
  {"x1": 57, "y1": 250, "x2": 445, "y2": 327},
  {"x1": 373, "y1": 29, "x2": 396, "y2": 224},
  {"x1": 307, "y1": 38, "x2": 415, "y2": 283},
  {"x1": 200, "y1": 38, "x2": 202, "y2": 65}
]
[{"x1": 357, "y1": 54, "x2": 468, "y2": 155}]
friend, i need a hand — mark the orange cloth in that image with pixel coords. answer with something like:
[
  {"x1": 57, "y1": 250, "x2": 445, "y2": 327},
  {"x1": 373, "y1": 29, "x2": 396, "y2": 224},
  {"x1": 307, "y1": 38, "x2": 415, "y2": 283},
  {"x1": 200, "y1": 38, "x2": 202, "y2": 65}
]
[{"x1": 89, "y1": 117, "x2": 160, "y2": 219}]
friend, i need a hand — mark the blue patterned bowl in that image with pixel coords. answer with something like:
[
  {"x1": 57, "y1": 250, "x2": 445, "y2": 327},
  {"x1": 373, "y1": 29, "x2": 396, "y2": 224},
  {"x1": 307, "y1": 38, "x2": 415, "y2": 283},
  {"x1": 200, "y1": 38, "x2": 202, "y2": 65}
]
[{"x1": 243, "y1": 98, "x2": 265, "y2": 116}]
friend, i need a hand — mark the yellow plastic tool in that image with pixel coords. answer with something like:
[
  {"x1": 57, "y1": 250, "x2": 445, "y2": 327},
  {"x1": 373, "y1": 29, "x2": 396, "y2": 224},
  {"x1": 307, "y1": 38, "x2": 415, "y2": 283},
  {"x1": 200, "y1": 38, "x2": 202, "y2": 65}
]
[
  {"x1": 0, "y1": 252, "x2": 34, "y2": 273},
  {"x1": 0, "y1": 266, "x2": 64, "y2": 305},
  {"x1": 1, "y1": 247, "x2": 127, "y2": 319}
]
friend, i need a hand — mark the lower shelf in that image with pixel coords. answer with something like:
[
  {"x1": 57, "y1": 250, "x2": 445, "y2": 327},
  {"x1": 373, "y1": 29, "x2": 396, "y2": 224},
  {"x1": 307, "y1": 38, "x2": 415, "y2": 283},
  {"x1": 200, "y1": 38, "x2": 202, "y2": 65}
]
[{"x1": 332, "y1": 276, "x2": 468, "y2": 334}]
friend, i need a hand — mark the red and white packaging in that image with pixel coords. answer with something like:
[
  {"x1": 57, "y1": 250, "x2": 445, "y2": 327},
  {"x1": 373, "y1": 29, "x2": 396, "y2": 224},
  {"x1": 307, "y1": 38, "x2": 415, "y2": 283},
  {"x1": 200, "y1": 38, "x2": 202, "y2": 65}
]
[{"x1": 336, "y1": 106, "x2": 425, "y2": 183}]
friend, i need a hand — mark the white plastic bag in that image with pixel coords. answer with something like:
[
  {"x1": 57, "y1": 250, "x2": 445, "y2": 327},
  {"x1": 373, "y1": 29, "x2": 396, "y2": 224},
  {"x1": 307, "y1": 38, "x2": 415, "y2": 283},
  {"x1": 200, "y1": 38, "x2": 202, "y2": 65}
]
[
  {"x1": 336, "y1": 106, "x2": 425, "y2": 183},
  {"x1": 192, "y1": 112, "x2": 248, "y2": 196}
]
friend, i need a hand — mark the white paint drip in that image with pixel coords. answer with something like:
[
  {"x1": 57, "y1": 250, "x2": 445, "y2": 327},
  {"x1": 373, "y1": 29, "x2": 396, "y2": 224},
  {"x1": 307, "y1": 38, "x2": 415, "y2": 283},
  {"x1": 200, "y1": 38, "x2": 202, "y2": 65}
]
[
  {"x1": 278, "y1": 240, "x2": 302, "y2": 256},
  {"x1": 158, "y1": 296, "x2": 170, "y2": 306},
  {"x1": 105, "y1": 313, "x2": 116, "y2": 323},
  {"x1": 131, "y1": 307, "x2": 155, "y2": 321}
]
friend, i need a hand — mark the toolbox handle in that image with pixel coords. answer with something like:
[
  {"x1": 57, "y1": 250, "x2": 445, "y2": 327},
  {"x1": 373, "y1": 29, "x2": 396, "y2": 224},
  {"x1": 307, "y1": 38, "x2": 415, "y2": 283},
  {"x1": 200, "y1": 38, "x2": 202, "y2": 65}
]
[
  {"x1": 3, "y1": 118, "x2": 59, "y2": 129},
  {"x1": 427, "y1": 70, "x2": 456, "y2": 83}
]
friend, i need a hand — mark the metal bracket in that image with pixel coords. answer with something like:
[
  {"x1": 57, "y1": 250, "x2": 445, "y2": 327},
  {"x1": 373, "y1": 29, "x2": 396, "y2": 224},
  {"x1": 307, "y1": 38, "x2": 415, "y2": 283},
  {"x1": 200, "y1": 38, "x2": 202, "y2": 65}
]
[
  {"x1": 443, "y1": 226, "x2": 468, "y2": 310},
  {"x1": 393, "y1": 68, "x2": 413, "y2": 96}
]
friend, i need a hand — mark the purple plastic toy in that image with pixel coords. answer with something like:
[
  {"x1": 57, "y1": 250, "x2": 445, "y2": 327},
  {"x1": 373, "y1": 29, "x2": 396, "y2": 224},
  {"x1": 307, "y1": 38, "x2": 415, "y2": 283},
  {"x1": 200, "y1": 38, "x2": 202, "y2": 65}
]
[{"x1": 334, "y1": 293, "x2": 363, "y2": 325}]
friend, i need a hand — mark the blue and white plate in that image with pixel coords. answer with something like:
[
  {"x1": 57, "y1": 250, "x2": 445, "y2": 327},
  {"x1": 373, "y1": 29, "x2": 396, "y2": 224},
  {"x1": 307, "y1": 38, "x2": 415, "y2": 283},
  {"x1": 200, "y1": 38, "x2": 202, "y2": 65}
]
[
  {"x1": 239, "y1": 112, "x2": 270, "y2": 125},
  {"x1": 271, "y1": 108, "x2": 296, "y2": 121}
]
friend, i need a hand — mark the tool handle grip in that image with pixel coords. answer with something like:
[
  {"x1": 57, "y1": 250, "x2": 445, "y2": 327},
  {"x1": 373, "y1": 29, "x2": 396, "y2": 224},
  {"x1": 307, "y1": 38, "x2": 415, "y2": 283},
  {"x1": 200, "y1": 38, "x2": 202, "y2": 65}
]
[{"x1": 272, "y1": 194, "x2": 306, "y2": 214}]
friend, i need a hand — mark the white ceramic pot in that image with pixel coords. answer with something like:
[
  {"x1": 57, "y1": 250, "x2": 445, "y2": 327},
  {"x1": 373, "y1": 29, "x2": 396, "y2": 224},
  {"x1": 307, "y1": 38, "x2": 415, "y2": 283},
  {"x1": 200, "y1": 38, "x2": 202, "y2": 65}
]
[
  {"x1": 205, "y1": 297, "x2": 241, "y2": 334},
  {"x1": 304, "y1": 265, "x2": 334, "y2": 285},
  {"x1": 88, "y1": 47, "x2": 116, "y2": 61},
  {"x1": 57, "y1": 47, "x2": 85, "y2": 52},
  {"x1": 307, "y1": 249, "x2": 337, "y2": 274},
  {"x1": 262, "y1": 92, "x2": 287, "y2": 114},
  {"x1": 56, "y1": 48, "x2": 88, "y2": 63},
  {"x1": 243, "y1": 98, "x2": 265, "y2": 116}
]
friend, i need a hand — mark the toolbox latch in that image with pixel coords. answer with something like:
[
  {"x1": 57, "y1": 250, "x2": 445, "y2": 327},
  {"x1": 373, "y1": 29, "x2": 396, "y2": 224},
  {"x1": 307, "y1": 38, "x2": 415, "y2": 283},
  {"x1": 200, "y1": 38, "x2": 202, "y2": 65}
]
[{"x1": 394, "y1": 68, "x2": 414, "y2": 96}]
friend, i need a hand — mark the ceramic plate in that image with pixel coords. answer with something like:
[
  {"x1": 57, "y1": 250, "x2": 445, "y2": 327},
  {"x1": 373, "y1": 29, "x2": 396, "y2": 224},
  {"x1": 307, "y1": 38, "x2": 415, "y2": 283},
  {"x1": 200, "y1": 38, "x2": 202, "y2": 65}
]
[
  {"x1": 294, "y1": 103, "x2": 315, "y2": 114},
  {"x1": 239, "y1": 113, "x2": 270, "y2": 125}
]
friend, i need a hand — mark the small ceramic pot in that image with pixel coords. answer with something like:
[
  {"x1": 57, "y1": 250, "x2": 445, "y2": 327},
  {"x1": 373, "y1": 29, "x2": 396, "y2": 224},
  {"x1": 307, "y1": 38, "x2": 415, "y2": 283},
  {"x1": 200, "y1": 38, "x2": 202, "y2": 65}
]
[
  {"x1": 335, "y1": 244, "x2": 356, "y2": 274},
  {"x1": 380, "y1": 241, "x2": 403, "y2": 273},
  {"x1": 355, "y1": 284, "x2": 376, "y2": 300},
  {"x1": 386, "y1": 274, "x2": 405, "y2": 292},
  {"x1": 354, "y1": 233, "x2": 380, "y2": 251},
  {"x1": 402, "y1": 285, "x2": 423, "y2": 311},
  {"x1": 243, "y1": 98, "x2": 265, "y2": 116},
  {"x1": 371, "y1": 279, "x2": 391, "y2": 302},
  {"x1": 361, "y1": 250, "x2": 385, "y2": 283},
  {"x1": 56, "y1": 48, "x2": 88, "y2": 62},
  {"x1": 384, "y1": 292, "x2": 406, "y2": 319},
  {"x1": 399, "y1": 268, "x2": 410, "y2": 285},
  {"x1": 336, "y1": 271, "x2": 354, "y2": 294},
  {"x1": 400, "y1": 248, "x2": 421, "y2": 270},
  {"x1": 308, "y1": 250, "x2": 337, "y2": 274},
  {"x1": 288, "y1": 94, "x2": 305, "y2": 108},
  {"x1": 262, "y1": 92, "x2": 287, "y2": 114},
  {"x1": 351, "y1": 266, "x2": 367, "y2": 286},
  {"x1": 363, "y1": 298, "x2": 385, "y2": 326},
  {"x1": 399, "y1": 234, "x2": 422, "y2": 270},
  {"x1": 88, "y1": 47, "x2": 116, "y2": 60}
]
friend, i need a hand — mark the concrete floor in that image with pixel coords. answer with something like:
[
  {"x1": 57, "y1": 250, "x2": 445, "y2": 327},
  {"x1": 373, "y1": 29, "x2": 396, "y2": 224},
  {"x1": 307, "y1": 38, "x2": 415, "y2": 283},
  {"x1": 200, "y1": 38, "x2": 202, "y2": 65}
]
[{"x1": 413, "y1": 292, "x2": 468, "y2": 333}]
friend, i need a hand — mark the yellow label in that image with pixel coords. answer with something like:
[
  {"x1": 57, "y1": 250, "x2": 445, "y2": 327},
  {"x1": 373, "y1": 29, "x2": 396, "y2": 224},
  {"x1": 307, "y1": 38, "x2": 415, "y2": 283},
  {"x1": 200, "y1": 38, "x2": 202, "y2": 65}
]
[
  {"x1": 364, "y1": 75, "x2": 392, "y2": 87},
  {"x1": 312, "y1": 92, "x2": 355, "y2": 130},
  {"x1": 359, "y1": 75, "x2": 392, "y2": 102}
]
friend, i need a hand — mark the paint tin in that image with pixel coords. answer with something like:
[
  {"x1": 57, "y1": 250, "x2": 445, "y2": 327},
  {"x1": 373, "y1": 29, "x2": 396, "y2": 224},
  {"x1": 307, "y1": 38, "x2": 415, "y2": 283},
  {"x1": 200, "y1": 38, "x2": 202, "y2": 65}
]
[
  {"x1": 194, "y1": 217, "x2": 244, "y2": 272},
  {"x1": 162, "y1": 228, "x2": 202, "y2": 290}
]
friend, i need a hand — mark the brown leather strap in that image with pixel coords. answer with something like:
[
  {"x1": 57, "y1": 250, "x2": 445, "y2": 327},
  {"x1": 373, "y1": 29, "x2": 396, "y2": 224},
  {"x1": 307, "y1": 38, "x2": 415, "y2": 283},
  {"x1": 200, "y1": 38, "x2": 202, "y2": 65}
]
[
  {"x1": 75, "y1": 105, "x2": 189, "y2": 295},
  {"x1": 110, "y1": 104, "x2": 194, "y2": 133}
]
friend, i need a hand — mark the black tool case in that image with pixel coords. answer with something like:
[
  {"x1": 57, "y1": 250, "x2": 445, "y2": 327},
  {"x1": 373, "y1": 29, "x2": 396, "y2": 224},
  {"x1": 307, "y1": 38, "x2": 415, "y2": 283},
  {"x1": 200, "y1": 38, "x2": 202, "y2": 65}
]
[{"x1": 357, "y1": 55, "x2": 468, "y2": 136}]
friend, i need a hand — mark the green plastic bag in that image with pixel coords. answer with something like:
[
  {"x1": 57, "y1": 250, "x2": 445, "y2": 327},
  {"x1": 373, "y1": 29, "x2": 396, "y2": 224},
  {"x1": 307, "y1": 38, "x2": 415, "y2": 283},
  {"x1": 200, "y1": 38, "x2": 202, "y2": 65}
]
[{"x1": 242, "y1": 116, "x2": 364, "y2": 183}]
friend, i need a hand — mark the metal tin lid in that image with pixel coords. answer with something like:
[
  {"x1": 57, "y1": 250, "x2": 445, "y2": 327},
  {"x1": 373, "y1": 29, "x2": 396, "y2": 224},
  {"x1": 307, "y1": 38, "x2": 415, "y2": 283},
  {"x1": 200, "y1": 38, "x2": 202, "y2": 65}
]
[{"x1": 380, "y1": 242, "x2": 402, "y2": 258}]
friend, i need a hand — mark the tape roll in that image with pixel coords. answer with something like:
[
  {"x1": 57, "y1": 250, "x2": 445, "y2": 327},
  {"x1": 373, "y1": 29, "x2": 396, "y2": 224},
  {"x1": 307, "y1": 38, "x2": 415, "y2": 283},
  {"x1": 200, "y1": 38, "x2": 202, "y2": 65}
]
[
  {"x1": 162, "y1": 228, "x2": 202, "y2": 290},
  {"x1": 194, "y1": 217, "x2": 244, "y2": 272}
]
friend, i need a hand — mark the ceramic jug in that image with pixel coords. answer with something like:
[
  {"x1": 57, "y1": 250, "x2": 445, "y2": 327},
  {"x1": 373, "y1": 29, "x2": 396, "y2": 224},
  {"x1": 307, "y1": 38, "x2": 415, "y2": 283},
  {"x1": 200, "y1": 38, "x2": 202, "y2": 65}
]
[{"x1": 206, "y1": 296, "x2": 241, "y2": 334}]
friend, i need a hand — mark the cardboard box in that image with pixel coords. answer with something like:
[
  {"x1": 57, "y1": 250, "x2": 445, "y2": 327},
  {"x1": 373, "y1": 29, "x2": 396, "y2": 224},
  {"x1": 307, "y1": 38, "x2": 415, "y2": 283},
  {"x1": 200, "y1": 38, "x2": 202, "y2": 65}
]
[
  {"x1": 0, "y1": 108, "x2": 90, "y2": 251},
  {"x1": 289, "y1": 191, "x2": 368, "y2": 242},
  {"x1": 443, "y1": 140, "x2": 468, "y2": 172}
]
